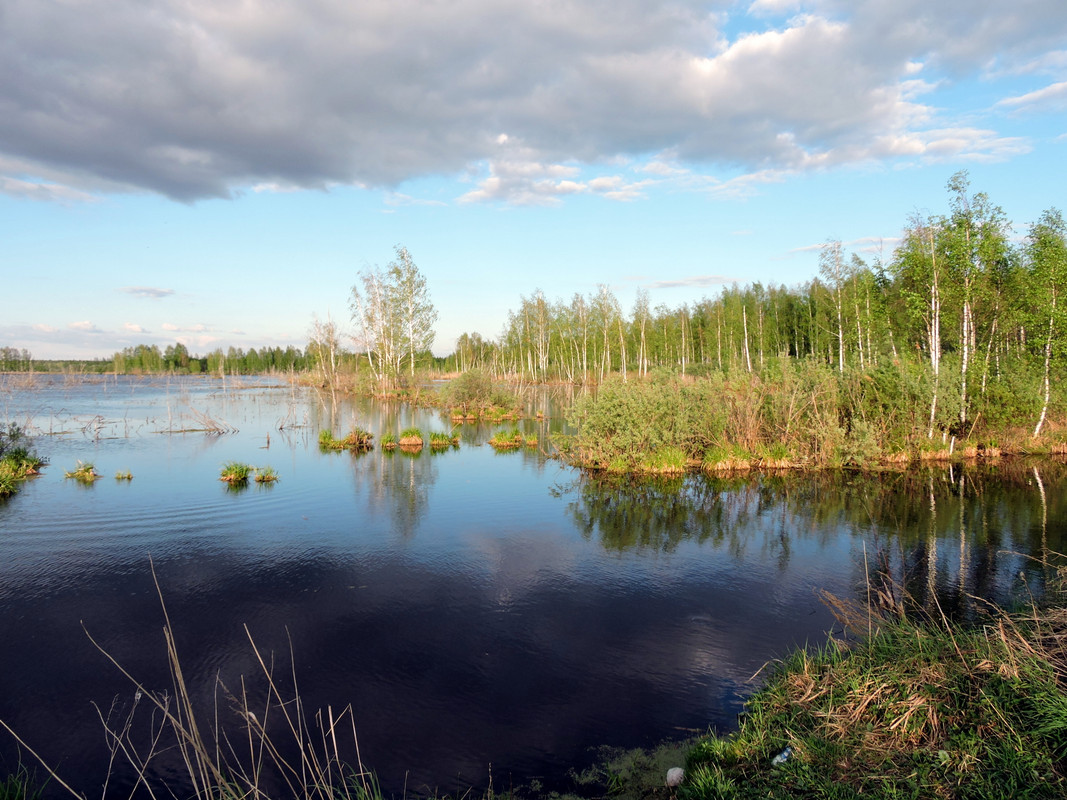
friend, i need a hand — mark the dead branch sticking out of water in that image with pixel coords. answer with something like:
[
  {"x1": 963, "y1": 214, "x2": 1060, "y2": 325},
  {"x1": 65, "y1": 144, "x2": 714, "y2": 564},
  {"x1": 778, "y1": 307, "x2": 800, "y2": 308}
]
[{"x1": 160, "y1": 405, "x2": 238, "y2": 435}]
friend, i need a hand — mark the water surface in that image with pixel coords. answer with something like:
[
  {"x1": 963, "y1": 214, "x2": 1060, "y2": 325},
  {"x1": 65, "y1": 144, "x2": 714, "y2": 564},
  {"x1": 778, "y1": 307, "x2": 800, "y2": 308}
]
[{"x1": 0, "y1": 375, "x2": 1063, "y2": 796}]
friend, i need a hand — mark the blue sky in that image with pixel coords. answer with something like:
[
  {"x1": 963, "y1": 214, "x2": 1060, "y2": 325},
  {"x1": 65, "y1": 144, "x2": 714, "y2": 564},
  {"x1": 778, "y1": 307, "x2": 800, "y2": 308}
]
[{"x1": 2, "y1": 0, "x2": 1065, "y2": 359}]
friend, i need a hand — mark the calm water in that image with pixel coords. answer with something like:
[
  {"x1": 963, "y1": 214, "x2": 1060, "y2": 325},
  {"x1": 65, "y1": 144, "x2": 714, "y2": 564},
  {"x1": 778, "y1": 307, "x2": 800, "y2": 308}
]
[{"x1": 0, "y1": 374, "x2": 1064, "y2": 796}]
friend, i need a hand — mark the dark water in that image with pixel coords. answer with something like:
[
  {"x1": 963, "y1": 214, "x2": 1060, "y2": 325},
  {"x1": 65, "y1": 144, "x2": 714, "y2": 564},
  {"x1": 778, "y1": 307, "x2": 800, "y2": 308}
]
[{"x1": 0, "y1": 375, "x2": 1064, "y2": 796}]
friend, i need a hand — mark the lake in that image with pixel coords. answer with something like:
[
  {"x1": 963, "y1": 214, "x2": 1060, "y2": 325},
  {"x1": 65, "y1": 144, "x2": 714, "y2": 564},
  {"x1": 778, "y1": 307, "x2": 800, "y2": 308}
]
[{"x1": 0, "y1": 374, "x2": 1064, "y2": 797}]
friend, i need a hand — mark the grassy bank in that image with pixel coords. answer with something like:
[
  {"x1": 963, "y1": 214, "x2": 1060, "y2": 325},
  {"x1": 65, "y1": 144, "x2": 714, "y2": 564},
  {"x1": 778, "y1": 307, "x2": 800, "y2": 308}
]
[
  {"x1": 558, "y1": 363, "x2": 1067, "y2": 474},
  {"x1": 671, "y1": 585, "x2": 1067, "y2": 799}
]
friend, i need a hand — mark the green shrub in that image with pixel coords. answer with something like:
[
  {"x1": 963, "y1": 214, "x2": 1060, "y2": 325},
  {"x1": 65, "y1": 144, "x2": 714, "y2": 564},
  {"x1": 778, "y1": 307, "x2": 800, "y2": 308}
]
[{"x1": 439, "y1": 369, "x2": 493, "y2": 414}]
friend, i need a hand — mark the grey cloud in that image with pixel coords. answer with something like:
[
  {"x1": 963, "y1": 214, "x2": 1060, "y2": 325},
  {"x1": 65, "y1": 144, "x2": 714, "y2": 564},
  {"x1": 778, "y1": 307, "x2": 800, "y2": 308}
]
[{"x1": 0, "y1": 0, "x2": 1063, "y2": 203}]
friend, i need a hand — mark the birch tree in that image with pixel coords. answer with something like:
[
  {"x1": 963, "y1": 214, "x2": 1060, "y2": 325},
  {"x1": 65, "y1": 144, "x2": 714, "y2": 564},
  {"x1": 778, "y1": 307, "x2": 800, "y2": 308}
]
[
  {"x1": 1027, "y1": 208, "x2": 1067, "y2": 437},
  {"x1": 350, "y1": 245, "x2": 437, "y2": 385}
]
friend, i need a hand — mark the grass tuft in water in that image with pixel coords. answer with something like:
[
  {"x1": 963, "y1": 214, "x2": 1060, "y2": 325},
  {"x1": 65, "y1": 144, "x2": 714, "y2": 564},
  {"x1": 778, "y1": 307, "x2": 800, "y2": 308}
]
[
  {"x1": 64, "y1": 461, "x2": 99, "y2": 483},
  {"x1": 114, "y1": 470, "x2": 133, "y2": 481},
  {"x1": 489, "y1": 428, "x2": 536, "y2": 450},
  {"x1": 219, "y1": 462, "x2": 252, "y2": 483},
  {"x1": 319, "y1": 428, "x2": 374, "y2": 452},
  {"x1": 429, "y1": 431, "x2": 459, "y2": 450},
  {"x1": 253, "y1": 466, "x2": 279, "y2": 483},
  {"x1": 399, "y1": 427, "x2": 424, "y2": 449}
]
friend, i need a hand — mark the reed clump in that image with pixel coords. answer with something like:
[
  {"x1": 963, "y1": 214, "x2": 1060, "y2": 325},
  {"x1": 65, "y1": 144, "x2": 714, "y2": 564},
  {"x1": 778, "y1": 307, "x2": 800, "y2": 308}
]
[
  {"x1": 64, "y1": 461, "x2": 99, "y2": 483},
  {"x1": 680, "y1": 580, "x2": 1067, "y2": 799},
  {"x1": 489, "y1": 428, "x2": 535, "y2": 450},
  {"x1": 254, "y1": 466, "x2": 279, "y2": 483},
  {"x1": 319, "y1": 428, "x2": 374, "y2": 452},
  {"x1": 399, "y1": 427, "x2": 424, "y2": 450},
  {"x1": 219, "y1": 462, "x2": 252, "y2": 483},
  {"x1": 429, "y1": 431, "x2": 459, "y2": 450}
]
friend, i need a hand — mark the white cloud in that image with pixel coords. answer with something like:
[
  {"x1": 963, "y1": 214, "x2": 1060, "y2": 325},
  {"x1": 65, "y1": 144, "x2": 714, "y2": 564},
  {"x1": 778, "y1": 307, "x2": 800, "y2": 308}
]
[
  {"x1": 997, "y1": 81, "x2": 1067, "y2": 114},
  {"x1": 161, "y1": 323, "x2": 180, "y2": 331},
  {"x1": 123, "y1": 323, "x2": 147, "y2": 333},
  {"x1": 68, "y1": 321, "x2": 103, "y2": 333}
]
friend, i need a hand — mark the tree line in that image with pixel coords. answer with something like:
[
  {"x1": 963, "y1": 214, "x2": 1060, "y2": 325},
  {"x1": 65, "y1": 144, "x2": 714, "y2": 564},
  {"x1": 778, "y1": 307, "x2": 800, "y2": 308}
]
[
  {"x1": 444, "y1": 172, "x2": 1065, "y2": 440},
  {"x1": 109, "y1": 343, "x2": 311, "y2": 374}
]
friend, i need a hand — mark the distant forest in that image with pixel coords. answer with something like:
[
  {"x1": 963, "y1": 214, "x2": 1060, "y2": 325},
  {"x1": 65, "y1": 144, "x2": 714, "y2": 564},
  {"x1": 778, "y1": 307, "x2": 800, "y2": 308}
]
[{"x1": 0, "y1": 344, "x2": 313, "y2": 375}]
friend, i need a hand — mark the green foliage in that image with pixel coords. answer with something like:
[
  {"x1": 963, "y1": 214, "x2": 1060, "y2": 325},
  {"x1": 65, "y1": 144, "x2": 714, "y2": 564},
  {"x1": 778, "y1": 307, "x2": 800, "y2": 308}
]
[
  {"x1": 110, "y1": 342, "x2": 308, "y2": 375},
  {"x1": 350, "y1": 245, "x2": 438, "y2": 385},
  {"x1": 114, "y1": 470, "x2": 133, "y2": 480},
  {"x1": 440, "y1": 369, "x2": 494, "y2": 414},
  {"x1": 219, "y1": 462, "x2": 252, "y2": 483}
]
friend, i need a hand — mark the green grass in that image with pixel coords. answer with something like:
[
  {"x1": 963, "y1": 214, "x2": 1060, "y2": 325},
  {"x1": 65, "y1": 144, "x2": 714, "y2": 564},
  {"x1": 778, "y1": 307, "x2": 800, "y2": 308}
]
[
  {"x1": 380, "y1": 432, "x2": 397, "y2": 450},
  {"x1": 489, "y1": 427, "x2": 535, "y2": 450},
  {"x1": 0, "y1": 765, "x2": 44, "y2": 800},
  {"x1": 429, "y1": 431, "x2": 459, "y2": 449},
  {"x1": 319, "y1": 428, "x2": 374, "y2": 451},
  {"x1": 114, "y1": 470, "x2": 133, "y2": 480},
  {"x1": 64, "y1": 461, "x2": 99, "y2": 483},
  {"x1": 639, "y1": 446, "x2": 688, "y2": 474},
  {"x1": 678, "y1": 596, "x2": 1067, "y2": 799},
  {"x1": 399, "y1": 427, "x2": 424, "y2": 448},
  {"x1": 253, "y1": 466, "x2": 279, "y2": 483},
  {"x1": 219, "y1": 462, "x2": 252, "y2": 483},
  {"x1": 0, "y1": 426, "x2": 46, "y2": 498}
]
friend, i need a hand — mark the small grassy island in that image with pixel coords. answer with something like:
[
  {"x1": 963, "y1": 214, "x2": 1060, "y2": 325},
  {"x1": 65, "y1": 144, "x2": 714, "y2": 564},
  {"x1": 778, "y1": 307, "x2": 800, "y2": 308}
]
[{"x1": 0, "y1": 425, "x2": 46, "y2": 498}]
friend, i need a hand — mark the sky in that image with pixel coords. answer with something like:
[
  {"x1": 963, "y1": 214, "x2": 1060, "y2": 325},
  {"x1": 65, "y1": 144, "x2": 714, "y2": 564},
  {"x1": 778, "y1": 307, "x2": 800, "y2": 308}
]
[{"x1": 2, "y1": 0, "x2": 1066, "y2": 360}]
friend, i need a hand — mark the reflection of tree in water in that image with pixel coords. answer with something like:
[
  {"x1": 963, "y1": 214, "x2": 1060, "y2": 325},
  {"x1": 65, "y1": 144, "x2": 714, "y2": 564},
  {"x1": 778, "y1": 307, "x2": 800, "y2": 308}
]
[
  {"x1": 566, "y1": 473, "x2": 792, "y2": 558},
  {"x1": 352, "y1": 448, "x2": 438, "y2": 538},
  {"x1": 567, "y1": 461, "x2": 1067, "y2": 616}
]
